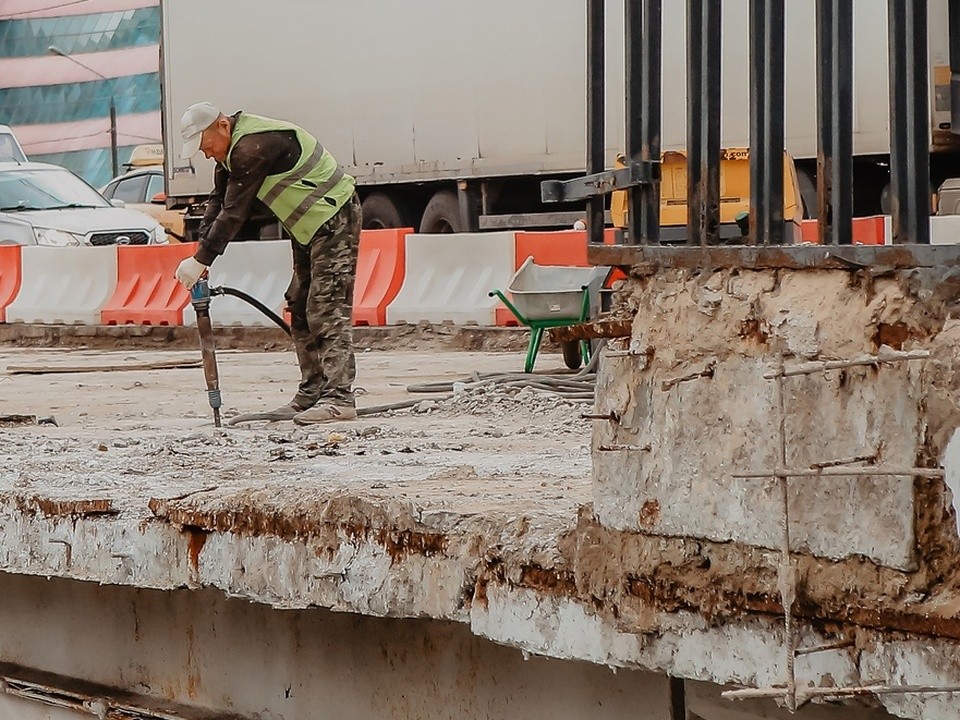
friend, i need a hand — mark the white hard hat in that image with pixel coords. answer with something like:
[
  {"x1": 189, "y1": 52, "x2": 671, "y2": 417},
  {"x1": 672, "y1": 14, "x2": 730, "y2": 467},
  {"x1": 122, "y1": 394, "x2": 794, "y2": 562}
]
[{"x1": 179, "y1": 101, "x2": 221, "y2": 159}]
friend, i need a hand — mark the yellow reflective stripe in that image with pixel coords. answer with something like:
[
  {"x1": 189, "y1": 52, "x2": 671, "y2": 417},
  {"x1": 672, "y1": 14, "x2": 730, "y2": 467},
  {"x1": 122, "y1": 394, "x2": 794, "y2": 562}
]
[
  {"x1": 283, "y1": 167, "x2": 346, "y2": 228},
  {"x1": 261, "y1": 144, "x2": 325, "y2": 206}
]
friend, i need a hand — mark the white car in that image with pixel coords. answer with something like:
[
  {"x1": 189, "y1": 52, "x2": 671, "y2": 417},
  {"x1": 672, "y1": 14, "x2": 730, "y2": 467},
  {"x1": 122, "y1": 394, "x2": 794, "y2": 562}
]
[
  {"x1": 0, "y1": 125, "x2": 26, "y2": 163},
  {"x1": 0, "y1": 162, "x2": 168, "y2": 247}
]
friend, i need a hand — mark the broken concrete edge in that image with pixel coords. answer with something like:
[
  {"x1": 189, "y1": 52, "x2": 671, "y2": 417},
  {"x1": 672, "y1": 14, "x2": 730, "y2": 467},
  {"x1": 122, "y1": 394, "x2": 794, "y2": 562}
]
[
  {"x1": 0, "y1": 323, "x2": 539, "y2": 353},
  {"x1": 2, "y1": 489, "x2": 960, "y2": 644},
  {"x1": 472, "y1": 584, "x2": 960, "y2": 720},
  {"x1": 3, "y1": 496, "x2": 960, "y2": 719}
]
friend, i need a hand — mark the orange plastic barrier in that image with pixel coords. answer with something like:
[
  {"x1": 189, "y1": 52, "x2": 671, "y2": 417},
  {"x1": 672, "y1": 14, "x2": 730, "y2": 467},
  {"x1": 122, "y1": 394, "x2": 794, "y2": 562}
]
[
  {"x1": 0, "y1": 245, "x2": 22, "y2": 323},
  {"x1": 101, "y1": 243, "x2": 197, "y2": 326},
  {"x1": 352, "y1": 228, "x2": 409, "y2": 326},
  {"x1": 515, "y1": 231, "x2": 590, "y2": 267},
  {"x1": 800, "y1": 216, "x2": 888, "y2": 245}
]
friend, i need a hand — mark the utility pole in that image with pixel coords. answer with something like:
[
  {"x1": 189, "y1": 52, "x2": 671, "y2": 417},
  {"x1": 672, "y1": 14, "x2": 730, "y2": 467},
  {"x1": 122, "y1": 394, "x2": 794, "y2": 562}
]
[{"x1": 47, "y1": 45, "x2": 119, "y2": 178}]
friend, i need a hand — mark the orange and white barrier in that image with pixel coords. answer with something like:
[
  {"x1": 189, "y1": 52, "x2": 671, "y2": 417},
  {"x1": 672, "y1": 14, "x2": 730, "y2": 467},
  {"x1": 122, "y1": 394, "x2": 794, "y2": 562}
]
[
  {"x1": 0, "y1": 245, "x2": 22, "y2": 323},
  {"x1": 6, "y1": 246, "x2": 117, "y2": 325},
  {"x1": 183, "y1": 241, "x2": 292, "y2": 328},
  {"x1": 353, "y1": 228, "x2": 409, "y2": 326},
  {"x1": 800, "y1": 216, "x2": 891, "y2": 245},
  {"x1": 0, "y1": 229, "x2": 621, "y2": 328},
  {"x1": 386, "y1": 232, "x2": 516, "y2": 326},
  {"x1": 101, "y1": 244, "x2": 196, "y2": 326}
]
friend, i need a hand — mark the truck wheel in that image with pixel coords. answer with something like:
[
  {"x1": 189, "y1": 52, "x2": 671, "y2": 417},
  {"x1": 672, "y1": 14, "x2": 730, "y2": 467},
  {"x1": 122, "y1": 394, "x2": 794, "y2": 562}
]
[
  {"x1": 561, "y1": 340, "x2": 583, "y2": 370},
  {"x1": 361, "y1": 192, "x2": 411, "y2": 230},
  {"x1": 419, "y1": 190, "x2": 463, "y2": 234}
]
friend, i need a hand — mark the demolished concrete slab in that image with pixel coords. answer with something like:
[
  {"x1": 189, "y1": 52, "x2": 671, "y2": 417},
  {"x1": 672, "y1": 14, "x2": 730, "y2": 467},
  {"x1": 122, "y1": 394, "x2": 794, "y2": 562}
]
[{"x1": 2, "y1": 260, "x2": 960, "y2": 720}]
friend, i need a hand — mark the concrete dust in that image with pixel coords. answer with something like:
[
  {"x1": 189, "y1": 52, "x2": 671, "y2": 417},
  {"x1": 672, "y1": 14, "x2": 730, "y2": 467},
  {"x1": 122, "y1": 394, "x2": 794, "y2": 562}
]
[{"x1": 0, "y1": 347, "x2": 593, "y2": 522}]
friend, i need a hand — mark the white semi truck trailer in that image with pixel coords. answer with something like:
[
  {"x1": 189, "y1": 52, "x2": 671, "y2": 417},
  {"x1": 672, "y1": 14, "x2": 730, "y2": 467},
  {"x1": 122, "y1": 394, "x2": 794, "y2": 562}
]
[{"x1": 160, "y1": 0, "x2": 960, "y2": 237}]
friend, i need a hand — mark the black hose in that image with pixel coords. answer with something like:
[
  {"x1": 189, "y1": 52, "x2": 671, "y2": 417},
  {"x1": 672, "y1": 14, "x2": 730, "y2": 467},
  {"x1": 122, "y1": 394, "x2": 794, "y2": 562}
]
[{"x1": 210, "y1": 285, "x2": 292, "y2": 335}]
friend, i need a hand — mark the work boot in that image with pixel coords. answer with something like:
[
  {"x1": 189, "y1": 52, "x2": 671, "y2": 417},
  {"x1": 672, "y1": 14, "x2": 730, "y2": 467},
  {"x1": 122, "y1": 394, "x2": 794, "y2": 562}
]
[
  {"x1": 293, "y1": 403, "x2": 358, "y2": 425},
  {"x1": 262, "y1": 401, "x2": 312, "y2": 421}
]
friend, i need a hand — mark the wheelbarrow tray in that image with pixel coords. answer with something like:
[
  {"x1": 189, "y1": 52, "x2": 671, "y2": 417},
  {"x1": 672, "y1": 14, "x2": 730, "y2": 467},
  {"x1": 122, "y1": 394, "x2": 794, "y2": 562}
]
[{"x1": 506, "y1": 256, "x2": 609, "y2": 321}]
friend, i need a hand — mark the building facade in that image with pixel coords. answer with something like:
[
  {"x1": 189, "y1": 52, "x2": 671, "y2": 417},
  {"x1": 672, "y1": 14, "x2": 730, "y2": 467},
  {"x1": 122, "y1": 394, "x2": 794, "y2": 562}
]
[{"x1": 0, "y1": 0, "x2": 161, "y2": 188}]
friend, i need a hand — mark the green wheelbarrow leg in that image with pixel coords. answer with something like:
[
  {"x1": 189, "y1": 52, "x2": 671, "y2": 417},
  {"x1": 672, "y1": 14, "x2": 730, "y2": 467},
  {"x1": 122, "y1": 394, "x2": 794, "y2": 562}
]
[
  {"x1": 578, "y1": 285, "x2": 593, "y2": 368},
  {"x1": 525, "y1": 325, "x2": 546, "y2": 373}
]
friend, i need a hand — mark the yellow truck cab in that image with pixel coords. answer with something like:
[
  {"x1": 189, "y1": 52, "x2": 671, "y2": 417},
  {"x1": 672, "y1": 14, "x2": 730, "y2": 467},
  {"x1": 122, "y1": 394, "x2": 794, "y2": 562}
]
[{"x1": 611, "y1": 148, "x2": 804, "y2": 242}]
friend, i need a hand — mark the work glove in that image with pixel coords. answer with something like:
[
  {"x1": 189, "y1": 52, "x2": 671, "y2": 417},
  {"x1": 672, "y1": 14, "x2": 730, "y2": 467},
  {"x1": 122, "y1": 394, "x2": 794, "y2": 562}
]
[{"x1": 175, "y1": 256, "x2": 208, "y2": 290}]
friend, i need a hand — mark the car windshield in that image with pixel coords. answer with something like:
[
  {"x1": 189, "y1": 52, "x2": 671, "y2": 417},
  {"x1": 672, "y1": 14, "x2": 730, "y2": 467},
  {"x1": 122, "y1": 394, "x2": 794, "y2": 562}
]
[
  {"x1": 0, "y1": 134, "x2": 25, "y2": 163},
  {"x1": 0, "y1": 168, "x2": 109, "y2": 212}
]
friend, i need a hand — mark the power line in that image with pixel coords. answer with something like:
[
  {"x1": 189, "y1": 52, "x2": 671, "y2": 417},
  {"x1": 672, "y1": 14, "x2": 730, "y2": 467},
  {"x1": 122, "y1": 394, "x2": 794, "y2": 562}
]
[
  {"x1": 0, "y1": 0, "x2": 91, "y2": 20},
  {"x1": 23, "y1": 130, "x2": 160, "y2": 148}
]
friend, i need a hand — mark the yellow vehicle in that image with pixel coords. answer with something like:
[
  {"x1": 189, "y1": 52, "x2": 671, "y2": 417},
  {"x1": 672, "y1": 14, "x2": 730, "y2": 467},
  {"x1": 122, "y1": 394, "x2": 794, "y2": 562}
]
[
  {"x1": 100, "y1": 145, "x2": 186, "y2": 240},
  {"x1": 610, "y1": 148, "x2": 804, "y2": 240}
]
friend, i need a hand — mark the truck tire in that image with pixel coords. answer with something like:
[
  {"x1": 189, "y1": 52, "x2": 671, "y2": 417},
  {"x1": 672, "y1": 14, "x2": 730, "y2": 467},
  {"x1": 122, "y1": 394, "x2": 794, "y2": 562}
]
[
  {"x1": 361, "y1": 192, "x2": 412, "y2": 230},
  {"x1": 561, "y1": 340, "x2": 584, "y2": 370},
  {"x1": 419, "y1": 190, "x2": 463, "y2": 234}
]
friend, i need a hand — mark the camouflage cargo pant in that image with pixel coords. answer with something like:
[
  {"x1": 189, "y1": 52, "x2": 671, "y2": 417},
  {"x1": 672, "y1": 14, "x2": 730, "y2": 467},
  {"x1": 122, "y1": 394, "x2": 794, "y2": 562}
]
[{"x1": 285, "y1": 193, "x2": 362, "y2": 409}]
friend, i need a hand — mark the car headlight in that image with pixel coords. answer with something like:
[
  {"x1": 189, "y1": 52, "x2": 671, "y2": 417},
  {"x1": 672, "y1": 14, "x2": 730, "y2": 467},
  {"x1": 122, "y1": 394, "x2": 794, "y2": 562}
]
[
  {"x1": 35, "y1": 228, "x2": 81, "y2": 247},
  {"x1": 152, "y1": 225, "x2": 169, "y2": 245}
]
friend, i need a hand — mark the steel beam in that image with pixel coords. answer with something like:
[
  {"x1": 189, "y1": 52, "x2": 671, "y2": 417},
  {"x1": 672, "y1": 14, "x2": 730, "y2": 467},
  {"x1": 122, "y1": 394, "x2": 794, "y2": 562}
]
[
  {"x1": 541, "y1": 162, "x2": 658, "y2": 202},
  {"x1": 626, "y1": 0, "x2": 662, "y2": 245},
  {"x1": 686, "y1": 0, "x2": 722, "y2": 246},
  {"x1": 888, "y1": 0, "x2": 931, "y2": 244},
  {"x1": 815, "y1": 0, "x2": 853, "y2": 245},
  {"x1": 587, "y1": 242, "x2": 960, "y2": 270},
  {"x1": 749, "y1": 0, "x2": 786, "y2": 245},
  {"x1": 587, "y1": 0, "x2": 605, "y2": 246}
]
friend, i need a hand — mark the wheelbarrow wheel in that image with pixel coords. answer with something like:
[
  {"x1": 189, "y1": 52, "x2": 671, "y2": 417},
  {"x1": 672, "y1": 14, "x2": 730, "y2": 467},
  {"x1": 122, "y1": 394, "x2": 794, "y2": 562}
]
[{"x1": 561, "y1": 340, "x2": 583, "y2": 370}]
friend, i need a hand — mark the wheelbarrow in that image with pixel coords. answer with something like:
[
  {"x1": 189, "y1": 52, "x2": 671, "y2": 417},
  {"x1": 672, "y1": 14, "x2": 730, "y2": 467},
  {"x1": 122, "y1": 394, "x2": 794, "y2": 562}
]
[{"x1": 490, "y1": 257, "x2": 610, "y2": 373}]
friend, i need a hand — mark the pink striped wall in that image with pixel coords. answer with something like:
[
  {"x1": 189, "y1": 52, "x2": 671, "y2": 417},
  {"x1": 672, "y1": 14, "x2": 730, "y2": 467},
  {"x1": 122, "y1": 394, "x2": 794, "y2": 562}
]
[
  {"x1": 0, "y1": 44, "x2": 159, "y2": 89},
  {"x1": 0, "y1": 0, "x2": 157, "y2": 21},
  {"x1": 16, "y1": 111, "x2": 161, "y2": 154}
]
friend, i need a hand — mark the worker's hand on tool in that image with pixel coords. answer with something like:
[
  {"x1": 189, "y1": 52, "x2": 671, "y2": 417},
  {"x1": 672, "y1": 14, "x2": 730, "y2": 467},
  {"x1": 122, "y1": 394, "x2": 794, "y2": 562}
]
[{"x1": 175, "y1": 257, "x2": 209, "y2": 290}]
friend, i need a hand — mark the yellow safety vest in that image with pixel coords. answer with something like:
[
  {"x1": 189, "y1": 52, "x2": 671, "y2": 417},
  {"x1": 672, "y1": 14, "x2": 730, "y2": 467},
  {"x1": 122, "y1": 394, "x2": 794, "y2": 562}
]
[{"x1": 225, "y1": 113, "x2": 355, "y2": 244}]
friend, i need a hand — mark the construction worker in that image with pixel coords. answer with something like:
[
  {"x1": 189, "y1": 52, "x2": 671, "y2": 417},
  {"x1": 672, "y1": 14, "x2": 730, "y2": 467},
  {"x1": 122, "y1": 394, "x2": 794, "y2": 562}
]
[{"x1": 175, "y1": 102, "x2": 361, "y2": 425}]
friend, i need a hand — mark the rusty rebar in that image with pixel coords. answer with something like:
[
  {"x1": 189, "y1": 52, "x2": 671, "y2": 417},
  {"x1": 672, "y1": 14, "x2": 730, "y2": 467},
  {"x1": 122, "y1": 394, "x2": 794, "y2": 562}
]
[
  {"x1": 763, "y1": 349, "x2": 930, "y2": 379},
  {"x1": 732, "y1": 466, "x2": 944, "y2": 479}
]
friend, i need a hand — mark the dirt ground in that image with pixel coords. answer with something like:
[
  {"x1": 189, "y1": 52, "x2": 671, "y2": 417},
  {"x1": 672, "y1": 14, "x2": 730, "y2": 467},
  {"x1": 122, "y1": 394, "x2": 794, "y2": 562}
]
[{"x1": 0, "y1": 346, "x2": 593, "y2": 520}]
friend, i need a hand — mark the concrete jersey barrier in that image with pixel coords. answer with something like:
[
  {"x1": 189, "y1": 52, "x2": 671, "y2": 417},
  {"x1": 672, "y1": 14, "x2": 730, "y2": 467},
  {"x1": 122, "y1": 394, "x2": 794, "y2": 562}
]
[
  {"x1": 6, "y1": 246, "x2": 118, "y2": 325},
  {"x1": 386, "y1": 232, "x2": 516, "y2": 326},
  {"x1": 183, "y1": 240, "x2": 292, "y2": 327},
  {"x1": 930, "y1": 215, "x2": 960, "y2": 245}
]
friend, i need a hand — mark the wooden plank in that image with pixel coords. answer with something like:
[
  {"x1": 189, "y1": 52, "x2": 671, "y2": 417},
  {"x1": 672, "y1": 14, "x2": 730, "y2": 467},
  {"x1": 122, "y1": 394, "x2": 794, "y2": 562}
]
[{"x1": 6, "y1": 358, "x2": 202, "y2": 375}]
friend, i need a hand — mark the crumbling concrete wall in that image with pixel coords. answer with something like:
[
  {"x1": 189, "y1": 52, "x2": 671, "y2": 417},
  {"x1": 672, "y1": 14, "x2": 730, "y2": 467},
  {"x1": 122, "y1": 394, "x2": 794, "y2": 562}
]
[
  {"x1": 593, "y1": 268, "x2": 960, "y2": 571},
  {"x1": 0, "y1": 572, "x2": 674, "y2": 720}
]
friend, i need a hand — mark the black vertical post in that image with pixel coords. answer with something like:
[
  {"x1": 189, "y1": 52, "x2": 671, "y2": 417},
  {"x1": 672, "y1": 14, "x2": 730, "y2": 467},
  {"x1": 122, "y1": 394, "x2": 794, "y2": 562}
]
[
  {"x1": 888, "y1": 0, "x2": 930, "y2": 244},
  {"x1": 949, "y1": 0, "x2": 960, "y2": 134},
  {"x1": 639, "y1": 0, "x2": 661, "y2": 244},
  {"x1": 749, "y1": 0, "x2": 786, "y2": 245},
  {"x1": 815, "y1": 0, "x2": 853, "y2": 245},
  {"x1": 669, "y1": 676, "x2": 687, "y2": 720},
  {"x1": 587, "y1": 0, "x2": 606, "y2": 247},
  {"x1": 627, "y1": 0, "x2": 661, "y2": 245},
  {"x1": 108, "y1": 96, "x2": 119, "y2": 179},
  {"x1": 686, "y1": 0, "x2": 722, "y2": 246}
]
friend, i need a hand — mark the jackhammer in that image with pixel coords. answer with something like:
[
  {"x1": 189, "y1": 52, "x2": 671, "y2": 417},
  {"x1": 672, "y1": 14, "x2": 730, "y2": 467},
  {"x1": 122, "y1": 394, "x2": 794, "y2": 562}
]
[
  {"x1": 189, "y1": 278, "x2": 291, "y2": 427},
  {"x1": 190, "y1": 276, "x2": 222, "y2": 428}
]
